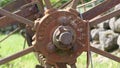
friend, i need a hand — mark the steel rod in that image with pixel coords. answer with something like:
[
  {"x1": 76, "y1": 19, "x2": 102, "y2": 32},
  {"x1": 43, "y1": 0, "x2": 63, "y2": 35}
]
[
  {"x1": 71, "y1": 0, "x2": 80, "y2": 9},
  {"x1": 44, "y1": 0, "x2": 52, "y2": 9},
  {"x1": 89, "y1": 8, "x2": 120, "y2": 27},
  {"x1": 82, "y1": 0, "x2": 120, "y2": 20},
  {"x1": 0, "y1": 0, "x2": 27, "y2": 15},
  {"x1": 20, "y1": 1, "x2": 37, "y2": 9},
  {"x1": 90, "y1": 46, "x2": 120, "y2": 62},
  {"x1": 0, "y1": 46, "x2": 34, "y2": 65},
  {"x1": 0, "y1": 8, "x2": 34, "y2": 26},
  {"x1": 0, "y1": 6, "x2": 38, "y2": 28}
]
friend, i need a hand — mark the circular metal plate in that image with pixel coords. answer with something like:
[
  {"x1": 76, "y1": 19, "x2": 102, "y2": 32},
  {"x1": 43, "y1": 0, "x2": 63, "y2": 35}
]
[{"x1": 34, "y1": 10, "x2": 89, "y2": 63}]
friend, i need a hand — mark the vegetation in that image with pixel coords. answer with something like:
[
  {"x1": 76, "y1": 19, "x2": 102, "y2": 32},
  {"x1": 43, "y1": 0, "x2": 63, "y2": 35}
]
[
  {"x1": 0, "y1": 34, "x2": 38, "y2": 68},
  {"x1": 0, "y1": 0, "x2": 13, "y2": 7}
]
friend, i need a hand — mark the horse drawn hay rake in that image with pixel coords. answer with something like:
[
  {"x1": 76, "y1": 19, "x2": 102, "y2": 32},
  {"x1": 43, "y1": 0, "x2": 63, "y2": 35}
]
[{"x1": 0, "y1": 0, "x2": 120, "y2": 68}]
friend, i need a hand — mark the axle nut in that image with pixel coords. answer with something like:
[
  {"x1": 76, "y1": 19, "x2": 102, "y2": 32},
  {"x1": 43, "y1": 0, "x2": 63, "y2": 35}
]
[{"x1": 59, "y1": 32, "x2": 73, "y2": 45}]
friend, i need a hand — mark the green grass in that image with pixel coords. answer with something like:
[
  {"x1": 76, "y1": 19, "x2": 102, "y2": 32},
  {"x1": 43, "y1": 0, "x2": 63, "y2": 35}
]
[
  {"x1": 0, "y1": 34, "x2": 120, "y2": 68},
  {"x1": 0, "y1": 34, "x2": 38, "y2": 68}
]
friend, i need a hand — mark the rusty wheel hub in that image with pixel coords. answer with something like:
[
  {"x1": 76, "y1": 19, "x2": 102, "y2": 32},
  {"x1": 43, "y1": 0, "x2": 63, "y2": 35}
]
[{"x1": 33, "y1": 9, "x2": 89, "y2": 65}]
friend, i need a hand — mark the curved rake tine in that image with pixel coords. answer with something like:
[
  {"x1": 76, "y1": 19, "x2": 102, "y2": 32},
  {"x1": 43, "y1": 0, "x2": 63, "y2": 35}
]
[
  {"x1": 71, "y1": 0, "x2": 80, "y2": 9},
  {"x1": 44, "y1": 0, "x2": 52, "y2": 9},
  {"x1": 0, "y1": 27, "x2": 20, "y2": 43},
  {"x1": 0, "y1": 46, "x2": 34, "y2": 65},
  {"x1": 90, "y1": 46, "x2": 120, "y2": 63},
  {"x1": 82, "y1": 0, "x2": 120, "y2": 20},
  {"x1": 89, "y1": 8, "x2": 120, "y2": 27},
  {"x1": 0, "y1": 8, "x2": 34, "y2": 27}
]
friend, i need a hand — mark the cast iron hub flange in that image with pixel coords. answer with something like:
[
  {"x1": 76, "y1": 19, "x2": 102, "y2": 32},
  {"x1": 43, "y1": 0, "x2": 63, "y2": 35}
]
[{"x1": 33, "y1": 9, "x2": 89, "y2": 65}]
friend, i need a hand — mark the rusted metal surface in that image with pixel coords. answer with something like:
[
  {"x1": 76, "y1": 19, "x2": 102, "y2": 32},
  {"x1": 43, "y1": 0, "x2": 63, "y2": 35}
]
[
  {"x1": 90, "y1": 46, "x2": 120, "y2": 62},
  {"x1": 89, "y1": 8, "x2": 120, "y2": 27},
  {"x1": 0, "y1": 5, "x2": 39, "y2": 28},
  {"x1": 55, "y1": 63, "x2": 67, "y2": 68},
  {"x1": 44, "y1": 0, "x2": 52, "y2": 9},
  {"x1": 82, "y1": 0, "x2": 120, "y2": 20},
  {"x1": 1, "y1": 0, "x2": 26, "y2": 12},
  {"x1": 0, "y1": 46, "x2": 34, "y2": 65},
  {"x1": 0, "y1": 8, "x2": 34, "y2": 26},
  {"x1": 0, "y1": 0, "x2": 32, "y2": 17},
  {"x1": 71, "y1": 0, "x2": 80, "y2": 9},
  {"x1": 33, "y1": 8, "x2": 89, "y2": 66}
]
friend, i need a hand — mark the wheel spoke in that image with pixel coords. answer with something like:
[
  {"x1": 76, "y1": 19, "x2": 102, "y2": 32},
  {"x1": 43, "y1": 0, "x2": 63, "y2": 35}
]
[
  {"x1": 90, "y1": 46, "x2": 120, "y2": 63},
  {"x1": 82, "y1": 0, "x2": 120, "y2": 20},
  {"x1": 0, "y1": 8, "x2": 34, "y2": 26},
  {"x1": 89, "y1": 8, "x2": 120, "y2": 27},
  {"x1": 0, "y1": 46, "x2": 34, "y2": 65},
  {"x1": 71, "y1": 0, "x2": 80, "y2": 9},
  {"x1": 44, "y1": 0, "x2": 52, "y2": 9}
]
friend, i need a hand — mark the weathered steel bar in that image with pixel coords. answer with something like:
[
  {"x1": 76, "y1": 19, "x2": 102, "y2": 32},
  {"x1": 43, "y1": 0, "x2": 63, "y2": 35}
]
[
  {"x1": 0, "y1": 8, "x2": 34, "y2": 26},
  {"x1": 1, "y1": 0, "x2": 27, "y2": 12},
  {"x1": 82, "y1": 0, "x2": 120, "y2": 20},
  {"x1": 0, "y1": 4, "x2": 38, "y2": 28},
  {"x1": 90, "y1": 46, "x2": 120, "y2": 62},
  {"x1": 20, "y1": 1, "x2": 37, "y2": 9},
  {"x1": 89, "y1": 8, "x2": 120, "y2": 27},
  {"x1": 0, "y1": 46, "x2": 34, "y2": 65},
  {"x1": 44, "y1": 0, "x2": 52, "y2": 9},
  {"x1": 71, "y1": 0, "x2": 80, "y2": 9}
]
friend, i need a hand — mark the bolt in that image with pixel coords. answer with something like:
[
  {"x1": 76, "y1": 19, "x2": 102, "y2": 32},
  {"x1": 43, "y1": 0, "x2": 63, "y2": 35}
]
[
  {"x1": 47, "y1": 43, "x2": 56, "y2": 53},
  {"x1": 53, "y1": 26, "x2": 75, "y2": 50},
  {"x1": 59, "y1": 32, "x2": 73, "y2": 45}
]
